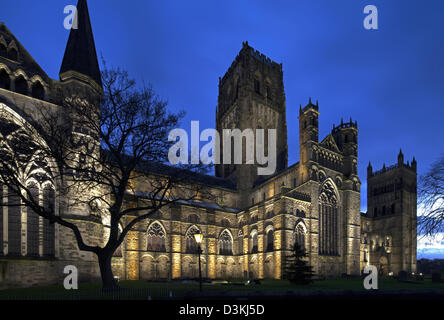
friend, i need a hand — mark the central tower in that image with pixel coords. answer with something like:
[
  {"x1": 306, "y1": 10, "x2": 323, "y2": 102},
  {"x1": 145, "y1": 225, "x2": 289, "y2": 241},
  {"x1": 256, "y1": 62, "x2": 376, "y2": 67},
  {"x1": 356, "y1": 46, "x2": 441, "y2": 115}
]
[{"x1": 215, "y1": 42, "x2": 288, "y2": 207}]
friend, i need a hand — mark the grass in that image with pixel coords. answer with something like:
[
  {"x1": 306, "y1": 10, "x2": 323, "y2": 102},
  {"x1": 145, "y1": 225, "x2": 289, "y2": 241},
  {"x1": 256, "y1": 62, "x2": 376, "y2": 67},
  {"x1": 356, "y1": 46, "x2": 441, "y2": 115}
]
[{"x1": 0, "y1": 277, "x2": 443, "y2": 300}]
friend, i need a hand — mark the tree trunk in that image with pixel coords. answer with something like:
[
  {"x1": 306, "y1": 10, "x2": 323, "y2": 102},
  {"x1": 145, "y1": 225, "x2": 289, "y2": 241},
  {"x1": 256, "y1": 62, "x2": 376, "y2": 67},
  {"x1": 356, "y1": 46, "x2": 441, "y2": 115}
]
[{"x1": 98, "y1": 252, "x2": 119, "y2": 291}]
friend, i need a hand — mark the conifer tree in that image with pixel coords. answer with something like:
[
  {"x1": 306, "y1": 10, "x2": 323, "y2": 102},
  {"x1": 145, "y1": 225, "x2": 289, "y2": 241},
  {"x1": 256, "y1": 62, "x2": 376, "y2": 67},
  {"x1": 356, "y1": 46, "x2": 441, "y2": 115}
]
[{"x1": 285, "y1": 243, "x2": 315, "y2": 285}]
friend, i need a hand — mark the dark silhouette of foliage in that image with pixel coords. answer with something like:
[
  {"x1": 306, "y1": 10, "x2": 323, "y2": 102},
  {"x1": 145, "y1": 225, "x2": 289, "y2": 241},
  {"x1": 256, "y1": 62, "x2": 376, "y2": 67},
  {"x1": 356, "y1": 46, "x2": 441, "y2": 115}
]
[
  {"x1": 284, "y1": 243, "x2": 315, "y2": 285},
  {"x1": 418, "y1": 154, "x2": 444, "y2": 236}
]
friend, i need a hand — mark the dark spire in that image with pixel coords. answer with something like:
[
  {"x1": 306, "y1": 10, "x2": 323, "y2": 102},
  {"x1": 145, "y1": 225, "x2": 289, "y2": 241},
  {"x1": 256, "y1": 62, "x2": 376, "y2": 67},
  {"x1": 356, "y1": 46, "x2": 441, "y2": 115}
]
[
  {"x1": 398, "y1": 148, "x2": 404, "y2": 165},
  {"x1": 412, "y1": 156, "x2": 417, "y2": 171},
  {"x1": 59, "y1": 0, "x2": 102, "y2": 87}
]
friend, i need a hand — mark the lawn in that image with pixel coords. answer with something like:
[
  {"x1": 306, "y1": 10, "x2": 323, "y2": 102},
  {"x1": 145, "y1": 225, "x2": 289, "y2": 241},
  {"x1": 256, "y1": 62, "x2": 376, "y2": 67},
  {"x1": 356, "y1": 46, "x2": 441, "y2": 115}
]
[{"x1": 0, "y1": 277, "x2": 443, "y2": 300}]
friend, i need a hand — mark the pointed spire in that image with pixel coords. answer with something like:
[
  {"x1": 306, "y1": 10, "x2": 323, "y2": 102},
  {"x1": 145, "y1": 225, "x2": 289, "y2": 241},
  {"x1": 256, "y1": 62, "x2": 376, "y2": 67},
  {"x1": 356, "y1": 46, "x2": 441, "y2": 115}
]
[
  {"x1": 398, "y1": 149, "x2": 404, "y2": 166},
  {"x1": 60, "y1": 0, "x2": 102, "y2": 87},
  {"x1": 309, "y1": 97, "x2": 312, "y2": 105}
]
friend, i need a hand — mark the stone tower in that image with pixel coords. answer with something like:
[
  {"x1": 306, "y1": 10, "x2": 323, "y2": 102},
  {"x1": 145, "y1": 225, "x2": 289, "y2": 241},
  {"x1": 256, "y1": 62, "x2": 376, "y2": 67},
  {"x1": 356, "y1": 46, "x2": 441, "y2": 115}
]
[
  {"x1": 298, "y1": 98, "x2": 319, "y2": 183},
  {"x1": 58, "y1": 0, "x2": 103, "y2": 216},
  {"x1": 363, "y1": 150, "x2": 417, "y2": 274},
  {"x1": 215, "y1": 42, "x2": 288, "y2": 207}
]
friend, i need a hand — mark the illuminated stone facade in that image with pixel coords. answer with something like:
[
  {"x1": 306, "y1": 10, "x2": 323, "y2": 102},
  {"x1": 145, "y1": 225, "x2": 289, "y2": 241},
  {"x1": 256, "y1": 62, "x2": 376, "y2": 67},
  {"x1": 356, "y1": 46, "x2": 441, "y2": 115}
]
[
  {"x1": 361, "y1": 152, "x2": 417, "y2": 275},
  {"x1": 0, "y1": 0, "x2": 416, "y2": 288}
]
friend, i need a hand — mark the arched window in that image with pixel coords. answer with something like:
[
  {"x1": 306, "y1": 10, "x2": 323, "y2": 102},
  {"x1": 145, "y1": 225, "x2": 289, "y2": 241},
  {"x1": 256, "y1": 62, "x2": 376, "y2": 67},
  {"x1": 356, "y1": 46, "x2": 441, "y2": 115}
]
[
  {"x1": 318, "y1": 180, "x2": 339, "y2": 256},
  {"x1": 8, "y1": 47, "x2": 18, "y2": 61},
  {"x1": 31, "y1": 81, "x2": 45, "y2": 100},
  {"x1": 250, "y1": 230, "x2": 258, "y2": 253},
  {"x1": 266, "y1": 85, "x2": 272, "y2": 100},
  {"x1": 147, "y1": 222, "x2": 166, "y2": 252},
  {"x1": 219, "y1": 230, "x2": 233, "y2": 255},
  {"x1": 295, "y1": 224, "x2": 306, "y2": 251},
  {"x1": 352, "y1": 181, "x2": 358, "y2": 191},
  {"x1": 26, "y1": 183, "x2": 40, "y2": 257},
  {"x1": 254, "y1": 78, "x2": 261, "y2": 95},
  {"x1": 8, "y1": 187, "x2": 21, "y2": 256},
  {"x1": 238, "y1": 230, "x2": 243, "y2": 255},
  {"x1": 266, "y1": 229, "x2": 274, "y2": 252},
  {"x1": 42, "y1": 185, "x2": 55, "y2": 257},
  {"x1": 0, "y1": 109, "x2": 56, "y2": 258},
  {"x1": 186, "y1": 225, "x2": 201, "y2": 253},
  {"x1": 235, "y1": 80, "x2": 239, "y2": 100},
  {"x1": 0, "y1": 69, "x2": 10, "y2": 90},
  {"x1": 0, "y1": 43, "x2": 6, "y2": 57},
  {"x1": 14, "y1": 75, "x2": 28, "y2": 95}
]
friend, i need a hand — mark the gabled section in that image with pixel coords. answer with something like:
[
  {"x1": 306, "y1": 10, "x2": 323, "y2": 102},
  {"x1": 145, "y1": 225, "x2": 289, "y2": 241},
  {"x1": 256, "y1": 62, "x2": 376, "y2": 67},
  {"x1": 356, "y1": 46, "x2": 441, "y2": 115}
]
[
  {"x1": 0, "y1": 22, "x2": 49, "y2": 83},
  {"x1": 320, "y1": 134, "x2": 341, "y2": 153},
  {"x1": 59, "y1": 0, "x2": 102, "y2": 88}
]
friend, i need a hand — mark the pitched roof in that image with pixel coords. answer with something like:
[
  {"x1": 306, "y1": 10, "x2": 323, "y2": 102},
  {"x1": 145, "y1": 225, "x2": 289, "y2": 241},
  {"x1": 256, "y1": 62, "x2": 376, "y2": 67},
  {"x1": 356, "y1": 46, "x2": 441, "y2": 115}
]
[
  {"x1": 0, "y1": 23, "x2": 50, "y2": 82},
  {"x1": 103, "y1": 150, "x2": 237, "y2": 191},
  {"x1": 59, "y1": 0, "x2": 102, "y2": 87}
]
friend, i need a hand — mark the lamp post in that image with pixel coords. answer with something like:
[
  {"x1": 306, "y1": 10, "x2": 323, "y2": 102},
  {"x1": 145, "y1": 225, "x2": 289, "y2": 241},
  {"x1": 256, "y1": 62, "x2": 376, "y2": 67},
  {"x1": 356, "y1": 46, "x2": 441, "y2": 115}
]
[{"x1": 193, "y1": 232, "x2": 204, "y2": 293}]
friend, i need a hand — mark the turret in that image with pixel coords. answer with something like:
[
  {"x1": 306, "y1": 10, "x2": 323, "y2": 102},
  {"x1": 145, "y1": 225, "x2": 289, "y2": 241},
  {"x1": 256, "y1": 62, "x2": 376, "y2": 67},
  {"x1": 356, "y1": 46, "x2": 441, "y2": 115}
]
[
  {"x1": 299, "y1": 97, "x2": 319, "y2": 144},
  {"x1": 398, "y1": 149, "x2": 404, "y2": 166},
  {"x1": 331, "y1": 117, "x2": 358, "y2": 176},
  {"x1": 412, "y1": 157, "x2": 417, "y2": 171},
  {"x1": 298, "y1": 97, "x2": 319, "y2": 182},
  {"x1": 367, "y1": 161, "x2": 372, "y2": 177}
]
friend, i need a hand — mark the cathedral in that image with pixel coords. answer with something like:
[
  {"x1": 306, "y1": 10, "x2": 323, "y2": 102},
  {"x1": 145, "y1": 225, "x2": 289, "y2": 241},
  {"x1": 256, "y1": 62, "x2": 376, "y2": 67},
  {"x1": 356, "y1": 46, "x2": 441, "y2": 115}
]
[{"x1": 0, "y1": 0, "x2": 417, "y2": 288}]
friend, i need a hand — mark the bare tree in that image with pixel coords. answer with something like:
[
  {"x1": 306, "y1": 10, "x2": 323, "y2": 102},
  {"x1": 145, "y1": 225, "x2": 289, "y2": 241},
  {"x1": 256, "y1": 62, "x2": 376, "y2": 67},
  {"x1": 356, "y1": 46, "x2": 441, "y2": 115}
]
[
  {"x1": 0, "y1": 67, "x2": 210, "y2": 290},
  {"x1": 418, "y1": 154, "x2": 444, "y2": 236}
]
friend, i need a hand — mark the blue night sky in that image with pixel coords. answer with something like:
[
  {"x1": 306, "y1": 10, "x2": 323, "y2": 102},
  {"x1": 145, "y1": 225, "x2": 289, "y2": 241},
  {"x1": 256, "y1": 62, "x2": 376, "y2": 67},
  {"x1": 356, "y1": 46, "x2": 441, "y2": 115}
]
[{"x1": 1, "y1": 0, "x2": 444, "y2": 212}]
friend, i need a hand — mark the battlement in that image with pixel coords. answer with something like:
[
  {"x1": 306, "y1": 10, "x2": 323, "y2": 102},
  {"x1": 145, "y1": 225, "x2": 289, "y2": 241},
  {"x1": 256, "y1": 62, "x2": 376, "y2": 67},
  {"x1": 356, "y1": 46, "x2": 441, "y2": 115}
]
[
  {"x1": 300, "y1": 97, "x2": 319, "y2": 114},
  {"x1": 370, "y1": 161, "x2": 416, "y2": 177},
  {"x1": 332, "y1": 118, "x2": 358, "y2": 133},
  {"x1": 246, "y1": 42, "x2": 281, "y2": 70},
  {"x1": 220, "y1": 41, "x2": 282, "y2": 86}
]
